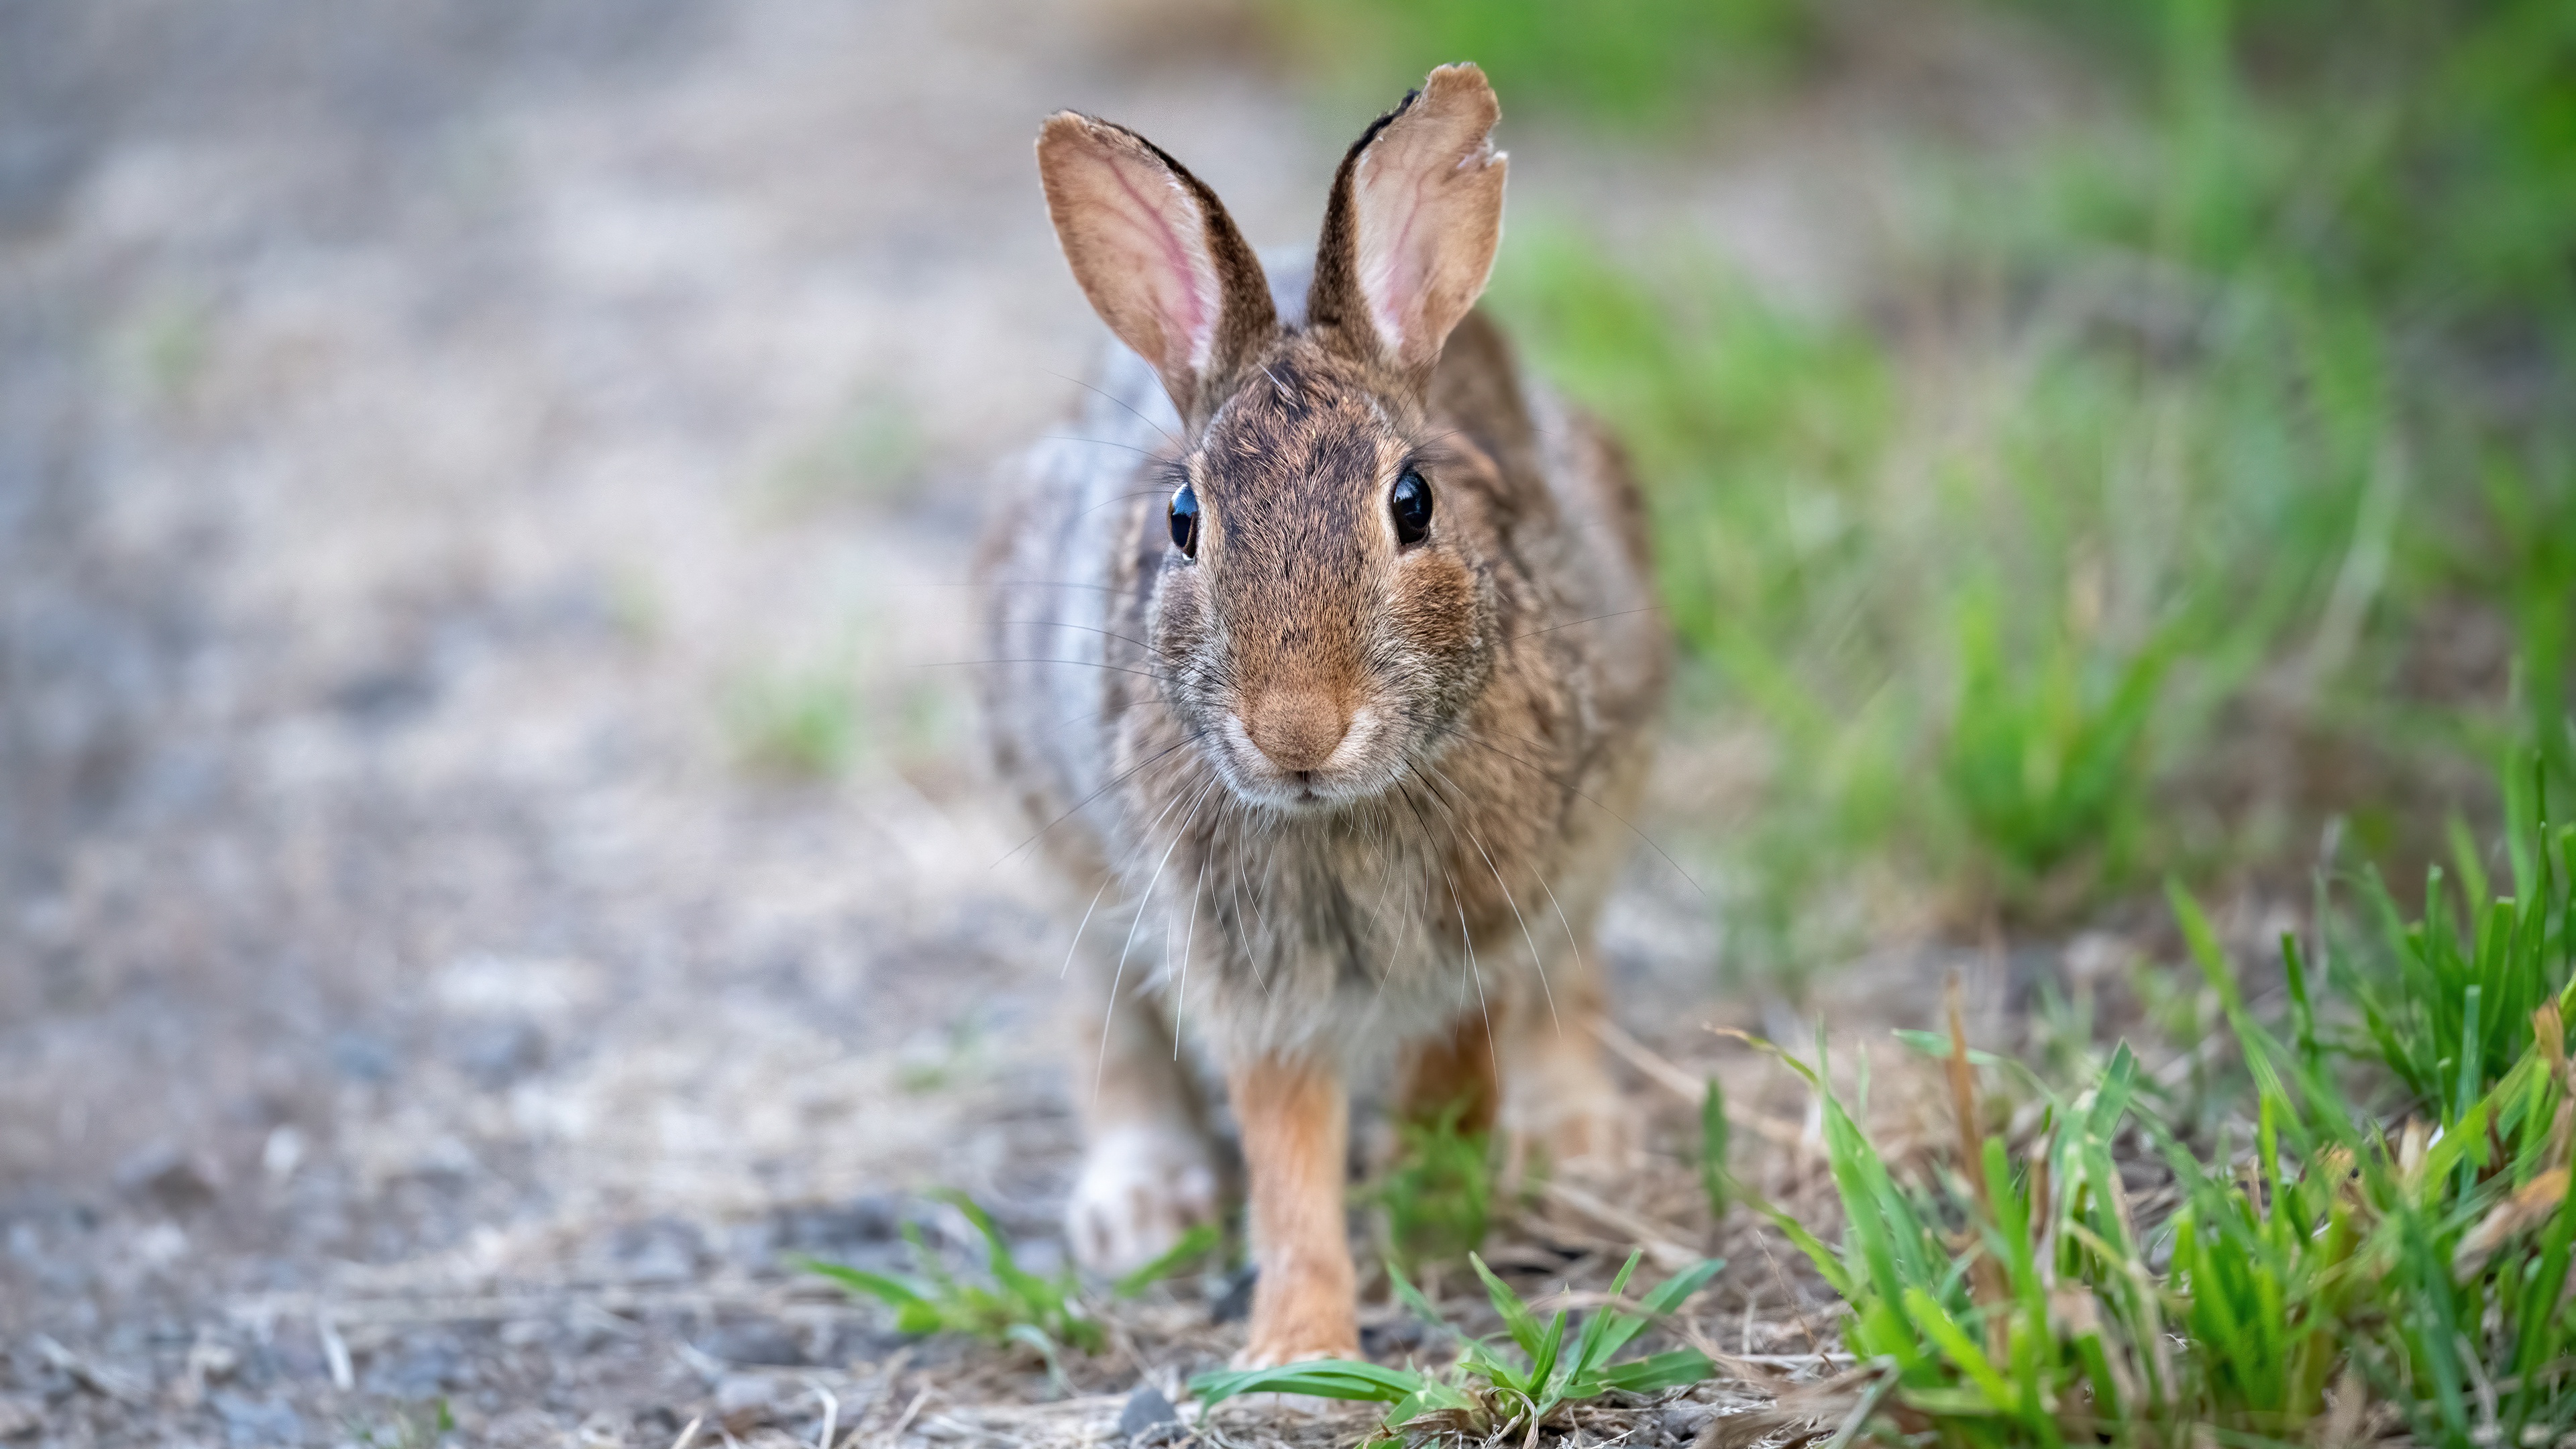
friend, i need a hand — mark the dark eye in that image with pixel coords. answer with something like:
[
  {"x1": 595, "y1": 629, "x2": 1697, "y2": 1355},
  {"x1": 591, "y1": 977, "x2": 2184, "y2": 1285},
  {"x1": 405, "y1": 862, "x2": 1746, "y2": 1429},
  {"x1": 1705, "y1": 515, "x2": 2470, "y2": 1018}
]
[
  {"x1": 1168, "y1": 482, "x2": 1199, "y2": 557},
  {"x1": 1390, "y1": 468, "x2": 1433, "y2": 547}
]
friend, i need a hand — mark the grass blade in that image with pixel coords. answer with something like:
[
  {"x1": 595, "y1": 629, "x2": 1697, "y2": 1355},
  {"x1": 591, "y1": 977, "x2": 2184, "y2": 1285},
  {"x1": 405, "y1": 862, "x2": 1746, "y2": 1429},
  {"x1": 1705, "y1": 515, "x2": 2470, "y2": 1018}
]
[
  {"x1": 1189, "y1": 1359, "x2": 1428, "y2": 1407},
  {"x1": 798, "y1": 1258, "x2": 930, "y2": 1309},
  {"x1": 1110, "y1": 1222, "x2": 1220, "y2": 1299},
  {"x1": 1470, "y1": 1253, "x2": 1548, "y2": 1359}
]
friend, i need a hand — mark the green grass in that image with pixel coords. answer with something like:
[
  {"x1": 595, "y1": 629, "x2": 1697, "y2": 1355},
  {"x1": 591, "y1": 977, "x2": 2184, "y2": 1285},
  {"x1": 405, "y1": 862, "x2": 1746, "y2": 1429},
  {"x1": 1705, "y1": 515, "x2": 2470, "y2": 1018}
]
[
  {"x1": 1252, "y1": 0, "x2": 1814, "y2": 133},
  {"x1": 1190, "y1": 1250, "x2": 1724, "y2": 1438},
  {"x1": 1699, "y1": 1075, "x2": 1732, "y2": 1221},
  {"x1": 1453, "y1": 0, "x2": 2576, "y2": 954},
  {"x1": 764, "y1": 393, "x2": 922, "y2": 515},
  {"x1": 1749, "y1": 760, "x2": 2576, "y2": 1445},
  {"x1": 804, "y1": 1191, "x2": 1219, "y2": 1380},
  {"x1": 724, "y1": 659, "x2": 859, "y2": 780},
  {"x1": 1367, "y1": 1106, "x2": 1494, "y2": 1270},
  {"x1": 350, "y1": 1400, "x2": 453, "y2": 1449}
]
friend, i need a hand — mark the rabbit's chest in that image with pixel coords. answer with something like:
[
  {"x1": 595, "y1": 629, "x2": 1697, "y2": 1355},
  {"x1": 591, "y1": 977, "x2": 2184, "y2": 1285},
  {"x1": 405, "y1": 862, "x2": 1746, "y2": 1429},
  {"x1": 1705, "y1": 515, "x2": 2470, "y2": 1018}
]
[{"x1": 1175, "y1": 810, "x2": 1552, "y2": 1057}]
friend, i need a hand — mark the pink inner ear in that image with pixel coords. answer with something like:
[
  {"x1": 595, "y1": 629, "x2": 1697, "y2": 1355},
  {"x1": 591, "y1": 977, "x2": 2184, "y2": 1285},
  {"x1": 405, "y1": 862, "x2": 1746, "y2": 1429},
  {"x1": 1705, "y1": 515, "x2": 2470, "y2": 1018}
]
[
  {"x1": 1346, "y1": 116, "x2": 1505, "y2": 373},
  {"x1": 1118, "y1": 166, "x2": 1216, "y2": 368},
  {"x1": 1089, "y1": 151, "x2": 1221, "y2": 374},
  {"x1": 1356, "y1": 152, "x2": 1432, "y2": 352},
  {"x1": 1042, "y1": 113, "x2": 1240, "y2": 397}
]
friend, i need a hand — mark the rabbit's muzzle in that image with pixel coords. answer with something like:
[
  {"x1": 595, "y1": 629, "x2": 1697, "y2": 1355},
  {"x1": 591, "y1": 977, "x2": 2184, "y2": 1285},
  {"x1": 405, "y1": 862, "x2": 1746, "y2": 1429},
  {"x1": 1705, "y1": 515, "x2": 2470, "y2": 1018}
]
[
  {"x1": 1210, "y1": 694, "x2": 1397, "y2": 810},
  {"x1": 1240, "y1": 688, "x2": 1346, "y2": 773}
]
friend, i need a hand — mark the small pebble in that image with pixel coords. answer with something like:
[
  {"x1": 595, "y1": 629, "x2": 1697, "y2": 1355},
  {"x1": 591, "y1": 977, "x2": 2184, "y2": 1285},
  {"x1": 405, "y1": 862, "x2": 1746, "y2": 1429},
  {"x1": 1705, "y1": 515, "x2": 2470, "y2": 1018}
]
[
  {"x1": 1118, "y1": 1383, "x2": 1179, "y2": 1438},
  {"x1": 1208, "y1": 1265, "x2": 1256, "y2": 1324},
  {"x1": 714, "y1": 1374, "x2": 779, "y2": 1430},
  {"x1": 113, "y1": 1144, "x2": 221, "y2": 1213}
]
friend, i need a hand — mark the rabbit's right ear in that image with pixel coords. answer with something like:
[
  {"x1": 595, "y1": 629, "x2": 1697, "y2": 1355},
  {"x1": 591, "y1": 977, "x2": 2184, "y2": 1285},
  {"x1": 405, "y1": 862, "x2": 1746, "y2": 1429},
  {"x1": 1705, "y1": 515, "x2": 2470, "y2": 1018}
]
[{"x1": 1038, "y1": 113, "x2": 1277, "y2": 425}]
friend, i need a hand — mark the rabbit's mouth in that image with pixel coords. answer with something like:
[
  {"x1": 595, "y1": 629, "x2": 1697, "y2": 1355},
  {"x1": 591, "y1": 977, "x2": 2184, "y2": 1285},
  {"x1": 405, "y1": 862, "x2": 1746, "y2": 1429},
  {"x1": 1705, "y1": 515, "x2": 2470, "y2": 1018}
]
[{"x1": 1210, "y1": 704, "x2": 1398, "y2": 813}]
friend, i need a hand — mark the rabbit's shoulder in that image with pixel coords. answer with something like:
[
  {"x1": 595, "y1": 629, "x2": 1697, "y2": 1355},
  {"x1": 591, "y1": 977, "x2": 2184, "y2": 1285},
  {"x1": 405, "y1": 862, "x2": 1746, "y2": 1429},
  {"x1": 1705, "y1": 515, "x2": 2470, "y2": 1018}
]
[{"x1": 975, "y1": 337, "x2": 1177, "y2": 869}]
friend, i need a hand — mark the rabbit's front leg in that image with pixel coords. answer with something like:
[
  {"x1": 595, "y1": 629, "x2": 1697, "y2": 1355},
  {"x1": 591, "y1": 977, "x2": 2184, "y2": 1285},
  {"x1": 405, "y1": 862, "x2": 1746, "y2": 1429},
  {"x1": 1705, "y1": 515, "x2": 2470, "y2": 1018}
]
[
  {"x1": 1063, "y1": 938, "x2": 1218, "y2": 1275},
  {"x1": 1497, "y1": 955, "x2": 1635, "y2": 1187},
  {"x1": 1228, "y1": 1053, "x2": 1360, "y2": 1366}
]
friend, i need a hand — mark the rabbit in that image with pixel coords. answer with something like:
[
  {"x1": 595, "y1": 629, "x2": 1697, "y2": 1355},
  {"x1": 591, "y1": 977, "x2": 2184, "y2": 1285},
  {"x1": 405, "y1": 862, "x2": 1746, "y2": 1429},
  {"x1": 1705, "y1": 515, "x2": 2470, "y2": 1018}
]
[{"x1": 977, "y1": 62, "x2": 1670, "y2": 1366}]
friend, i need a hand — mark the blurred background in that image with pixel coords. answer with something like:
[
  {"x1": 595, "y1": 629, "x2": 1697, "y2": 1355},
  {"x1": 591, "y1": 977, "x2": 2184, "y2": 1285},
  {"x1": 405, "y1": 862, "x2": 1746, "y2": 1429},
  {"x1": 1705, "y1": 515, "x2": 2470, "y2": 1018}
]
[{"x1": 1, "y1": 0, "x2": 2568, "y2": 1442}]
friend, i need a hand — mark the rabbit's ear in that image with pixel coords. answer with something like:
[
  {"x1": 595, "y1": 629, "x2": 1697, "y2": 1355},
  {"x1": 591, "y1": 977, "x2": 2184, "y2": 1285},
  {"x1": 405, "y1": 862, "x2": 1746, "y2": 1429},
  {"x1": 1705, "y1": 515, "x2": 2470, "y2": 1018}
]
[
  {"x1": 1038, "y1": 113, "x2": 1277, "y2": 423},
  {"x1": 1308, "y1": 64, "x2": 1507, "y2": 387}
]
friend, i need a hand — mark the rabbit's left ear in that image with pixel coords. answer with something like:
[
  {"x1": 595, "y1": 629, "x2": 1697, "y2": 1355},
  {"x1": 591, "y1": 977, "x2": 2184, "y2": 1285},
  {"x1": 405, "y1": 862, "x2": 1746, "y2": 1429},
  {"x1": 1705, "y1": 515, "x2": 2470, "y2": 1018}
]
[
  {"x1": 1307, "y1": 64, "x2": 1507, "y2": 387},
  {"x1": 1038, "y1": 112, "x2": 1277, "y2": 425}
]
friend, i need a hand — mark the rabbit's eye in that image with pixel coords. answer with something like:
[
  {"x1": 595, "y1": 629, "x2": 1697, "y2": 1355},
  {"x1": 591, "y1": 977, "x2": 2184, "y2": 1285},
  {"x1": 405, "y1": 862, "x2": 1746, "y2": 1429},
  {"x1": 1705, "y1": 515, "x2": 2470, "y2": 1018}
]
[
  {"x1": 1390, "y1": 468, "x2": 1433, "y2": 547},
  {"x1": 1168, "y1": 482, "x2": 1200, "y2": 558}
]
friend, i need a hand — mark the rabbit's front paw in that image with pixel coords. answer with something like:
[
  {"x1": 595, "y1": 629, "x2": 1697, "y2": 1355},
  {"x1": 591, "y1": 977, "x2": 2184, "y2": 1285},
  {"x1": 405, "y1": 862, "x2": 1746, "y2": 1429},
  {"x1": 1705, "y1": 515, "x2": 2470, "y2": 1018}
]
[
  {"x1": 1501, "y1": 1078, "x2": 1637, "y2": 1187},
  {"x1": 1233, "y1": 1301, "x2": 1360, "y2": 1373},
  {"x1": 1065, "y1": 1123, "x2": 1217, "y2": 1275}
]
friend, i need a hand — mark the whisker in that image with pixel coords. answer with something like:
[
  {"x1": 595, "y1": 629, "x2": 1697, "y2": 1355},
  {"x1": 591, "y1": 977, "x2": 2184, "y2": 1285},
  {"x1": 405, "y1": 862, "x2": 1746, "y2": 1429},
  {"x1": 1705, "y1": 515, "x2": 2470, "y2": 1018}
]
[
  {"x1": 1225, "y1": 796, "x2": 1276, "y2": 998},
  {"x1": 1504, "y1": 607, "x2": 1660, "y2": 644},
  {"x1": 1367, "y1": 786, "x2": 1444, "y2": 1008},
  {"x1": 1095, "y1": 773, "x2": 1220, "y2": 1102},
  {"x1": 992, "y1": 736, "x2": 1190, "y2": 869},
  {"x1": 1040, "y1": 433, "x2": 1160, "y2": 459},
  {"x1": 1076, "y1": 488, "x2": 1180, "y2": 521},
  {"x1": 1525, "y1": 844, "x2": 1594, "y2": 1012},
  {"x1": 1175, "y1": 850, "x2": 1208, "y2": 1059},
  {"x1": 1392, "y1": 773, "x2": 1487, "y2": 1036},
  {"x1": 1059, "y1": 875, "x2": 1114, "y2": 981},
  {"x1": 1042, "y1": 368, "x2": 1182, "y2": 449},
  {"x1": 948, "y1": 578, "x2": 1127, "y2": 596},
  {"x1": 922, "y1": 657, "x2": 1169, "y2": 682},
  {"x1": 1359, "y1": 796, "x2": 1411, "y2": 948},
  {"x1": 1419, "y1": 759, "x2": 1560, "y2": 1037},
  {"x1": 1439, "y1": 724, "x2": 1706, "y2": 898},
  {"x1": 1000, "y1": 618, "x2": 1187, "y2": 664}
]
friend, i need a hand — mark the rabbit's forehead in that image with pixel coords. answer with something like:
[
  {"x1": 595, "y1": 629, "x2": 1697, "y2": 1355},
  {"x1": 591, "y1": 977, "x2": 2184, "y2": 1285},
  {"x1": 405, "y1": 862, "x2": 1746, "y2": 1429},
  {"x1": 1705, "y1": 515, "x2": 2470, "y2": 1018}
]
[{"x1": 1193, "y1": 364, "x2": 1406, "y2": 515}]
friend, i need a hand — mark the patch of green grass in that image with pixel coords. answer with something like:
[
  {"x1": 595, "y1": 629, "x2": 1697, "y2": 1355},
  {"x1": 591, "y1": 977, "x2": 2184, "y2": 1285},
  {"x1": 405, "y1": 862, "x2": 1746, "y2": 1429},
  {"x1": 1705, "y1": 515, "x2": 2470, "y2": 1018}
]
[
  {"x1": 723, "y1": 661, "x2": 858, "y2": 780},
  {"x1": 764, "y1": 393, "x2": 923, "y2": 515},
  {"x1": 1493, "y1": 229, "x2": 2243, "y2": 929},
  {"x1": 1749, "y1": 757, "x2": 2576, "y2": 1444},
  {"x1": 1699, "y1": 1076, "x2": 1732, "y2": 1221},
  {"x1": 804, "y1": 1191, "x2": 1103, "y2": 1378},
  {"x1": 350, "y1": 1399, "x2": 453, "y2": 1449},
  {"x1": 803, "y1": 1192, "x2": 1218, "y2": 1379},
  {"x1": 1254, "y1": 0, "x2": 1815, "y2": 132},
  {"x1": 1466, "y1": 0, "x2": 2576, "y2": 946},
  {"x1": 1108, "y1": 1221, "x2": 1226, "y2": 1300},
  {"x1": 2475, "y1": 451, "x2": 2576, "y2": 791},
  {"x1": 1367, "y1": 1106, "x2": 1493, "y2": 1270},
  {"x1": 2337, "y1": 762, "x2": 2576, "y2": 1112},
  {"x1": 1941, "y1": 592, "x2": 2184, "y2": 901},
  {"x1": 1190, "y1": 1250, "x2": 1723, "y2": 1439},
  {"x1": 896, "y1": 1016, "x2": 986, "y2": 1094}
]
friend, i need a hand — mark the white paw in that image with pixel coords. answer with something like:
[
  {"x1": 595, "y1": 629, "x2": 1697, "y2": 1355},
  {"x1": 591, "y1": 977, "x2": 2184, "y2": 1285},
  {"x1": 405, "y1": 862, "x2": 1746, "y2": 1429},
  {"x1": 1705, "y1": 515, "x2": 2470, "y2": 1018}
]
[
  {"x1": 1501, "y1": 1083, "x2": 1636, "y2": 1185},
  {"x1": 1065, "y1": 1124, "x2": 1218, "y2": 1275}
]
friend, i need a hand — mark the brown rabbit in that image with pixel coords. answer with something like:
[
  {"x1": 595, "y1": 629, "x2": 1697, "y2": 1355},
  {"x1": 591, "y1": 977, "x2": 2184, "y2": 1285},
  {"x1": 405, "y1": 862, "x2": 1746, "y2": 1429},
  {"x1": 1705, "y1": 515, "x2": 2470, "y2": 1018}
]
[{"x1": 979, "y1": 63, "x2": 1668, "y2": 1366}]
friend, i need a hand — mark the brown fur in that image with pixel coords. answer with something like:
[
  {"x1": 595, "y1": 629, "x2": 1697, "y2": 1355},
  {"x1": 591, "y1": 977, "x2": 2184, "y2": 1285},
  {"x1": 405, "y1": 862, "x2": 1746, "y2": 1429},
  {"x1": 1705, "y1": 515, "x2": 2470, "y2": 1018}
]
[
  {"x1": 983, "y1": 64, "x2": 1670, "y2": 1365},
  {"x1": 1228, "y1": 1056, "x2": 1361, "y2": 1364},
  {"x1": 1396, "y1": 1012, "x2": 1497, "y2": 1136}
]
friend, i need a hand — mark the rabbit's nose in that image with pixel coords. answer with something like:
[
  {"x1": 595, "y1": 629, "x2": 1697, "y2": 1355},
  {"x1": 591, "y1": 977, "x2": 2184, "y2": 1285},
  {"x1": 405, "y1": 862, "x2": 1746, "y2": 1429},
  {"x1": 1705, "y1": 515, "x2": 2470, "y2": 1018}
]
[{"x1": 1242, "y1": 690, "x2": 1350, "y2": 773}]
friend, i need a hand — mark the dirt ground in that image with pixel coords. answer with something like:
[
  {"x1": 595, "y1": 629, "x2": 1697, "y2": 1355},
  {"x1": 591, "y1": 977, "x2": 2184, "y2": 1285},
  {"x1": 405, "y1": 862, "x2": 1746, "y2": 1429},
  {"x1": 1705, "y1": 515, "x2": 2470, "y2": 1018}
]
[{"x1": 0, "y1": 4, "x2": 2106, "y2": 1444}]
